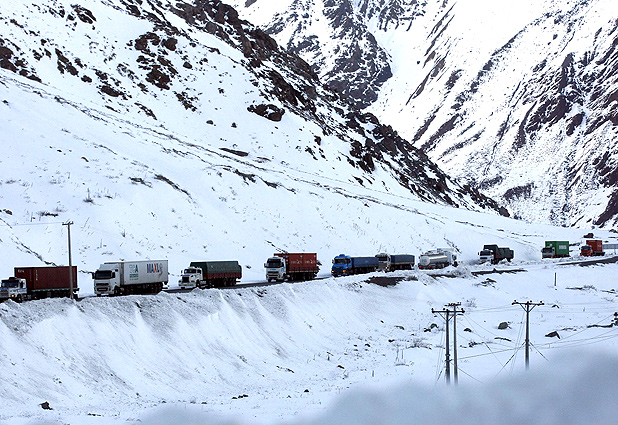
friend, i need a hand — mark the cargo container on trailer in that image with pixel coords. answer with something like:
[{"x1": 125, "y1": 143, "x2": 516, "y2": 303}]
[
  {"x1": 542, "y1": 241, "x2": 570, "y2": 258},
  {"x1": 93, "y1": 260, "x2": 168, "y2": 296},
  {"x1": 1, "y1": 266, "x2": 78, "y2": 302},
  {"x1": 179, "y1": 261, "x2": 241, "y2": 288},
  {"x1": 265, "y1": 253, "x2": 319, "y2": 282},
  {"x1": 581, "y1": 240, "x2": 604, "y2": 256}
]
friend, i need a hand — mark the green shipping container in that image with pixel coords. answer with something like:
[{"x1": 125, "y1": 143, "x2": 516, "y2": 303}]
[{"x1": 542, "y1": 241, "x2": 570, "y2": 258}]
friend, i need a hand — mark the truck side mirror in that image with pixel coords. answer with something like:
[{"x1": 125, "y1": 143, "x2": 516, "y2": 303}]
[{"x1": 264, "y1": 263, "x2": 267, "y2": 268}]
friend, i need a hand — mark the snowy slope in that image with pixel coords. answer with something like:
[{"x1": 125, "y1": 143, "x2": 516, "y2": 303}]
[
  {"x1": 3, "y1": 258, "x2": 618, "y2": 424},
  {"x1": 230, "y1": 0, "x2": 618, "y2": 228},
  {"x1": 2, "y1": 1, "x2": 618, "y2": 424},
  {"x1": 0, "y1": 0, "x2": 512, "y2": 285}
]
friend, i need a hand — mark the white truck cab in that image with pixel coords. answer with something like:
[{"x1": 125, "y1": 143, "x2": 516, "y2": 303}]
[
  {"x1": 178, "y1": 267, "x2": 204, "y2": 289},
  {"x1": 264, "y1": 257, "x2": 286, "y2": 282},
  {"x1": 478, "y1": 249, "x2": 494, "y2": 264},
  {"x1": 0, "y1": 277, "x2": 28, "y2": 302}
]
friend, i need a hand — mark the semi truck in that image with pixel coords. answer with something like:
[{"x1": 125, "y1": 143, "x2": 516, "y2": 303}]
[
  {"x1": 479, "y1": 244, "x2": 514, "y2": 264},
  {"x1": 375, "y1": 253, "x2": 415, "y2": 271},
  {"x1": 179, "y1": 261, "x2": 242, "y2": 289},
  {"x1": 94, "y1": 260, "x2": 168, "y2": 296},
  {"x1": 580, "y1": 239, "x2": 604, "y2": 257},
  {"x1": 331, "y1": 254, "x2": 379, "y2": 277},
  {"x1": 0, "y1": 266, "x2": 78, "y2": 302},
  {"x1": 418, "y1": 249, "x2": 457, "y2": 270},
  {"x1": 542, "y1": 241, "x2": 570, "y2": 258},
  {"x1": 264, "y1": 253, "x2": 319, "y2": 282}
]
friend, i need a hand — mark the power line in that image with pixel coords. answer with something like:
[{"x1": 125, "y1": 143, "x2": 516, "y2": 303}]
[{"x1": 0, "y1": 220, "x2": 67, "y2": 227}]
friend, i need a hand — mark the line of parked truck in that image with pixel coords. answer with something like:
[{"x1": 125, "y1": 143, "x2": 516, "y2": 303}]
[
  {"x1": 0, "y1": 237, "x2": 612, "y2": 302},
  {"x1": 539, "y1": 239, "x2": 606, "y2": 258}
]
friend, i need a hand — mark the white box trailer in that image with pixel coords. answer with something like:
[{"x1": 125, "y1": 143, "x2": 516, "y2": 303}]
[{"x1": 94, "y1": 260, "x2": 168, "y2": 296}]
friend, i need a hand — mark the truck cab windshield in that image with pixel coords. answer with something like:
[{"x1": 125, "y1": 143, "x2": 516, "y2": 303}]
[
  {"x1": 1, "y1": 279, "x2": 18, "y2": 288},
  {"x1": 266, "y1": 259, "x2": 283, "y2": 268},
  {"x1": 183, "y1": 268, "x2": 200, "y2": 274},
  {"x1": 333, "y1": 258, "x2": 350, "y2": 264},
  {"x1": 94, "y1": 270, "x2": 113, "y2": 280}
]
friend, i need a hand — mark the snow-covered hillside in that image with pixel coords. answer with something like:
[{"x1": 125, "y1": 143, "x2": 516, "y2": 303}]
[
  {"x1": 0, "y1": 0, "x2": 512, "y2": 283},
  {"x1": 230, "y1": 0, "x2": 618, "y2": 228},
  {"x1": 3, "y1": 1, "x2": 618, "y2": 424}
]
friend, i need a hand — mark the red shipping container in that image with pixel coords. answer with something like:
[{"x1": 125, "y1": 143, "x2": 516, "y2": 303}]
[
  {"x1": 585, "y1": 239, "x2": 604, "y2": 256},
  {"x1": 14, "y1": 266, "x2": 78, "y2": 291},
  {"x1": 274, "y1": 253, "x2": 318, "y2": 273}
]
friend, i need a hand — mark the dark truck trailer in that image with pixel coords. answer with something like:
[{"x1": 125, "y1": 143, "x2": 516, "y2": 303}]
[
  {"x1": 482, "y1": 245, "x2": 514, "y2": 265},
  {"x1": 271, "y1": 252, "x2": 319, "y2": 281},
  {"x1": 389, "y1": 254, "x2": 415, "y2": 271},
  {"x1": 13, "y1": 266, "x2": 78, "y2": 300},
  {"x1": 189, "y1": 261, "x2": 242, "y2": 287}
]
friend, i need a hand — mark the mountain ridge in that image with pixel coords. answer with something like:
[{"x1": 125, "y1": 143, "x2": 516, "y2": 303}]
[{"x1": 230, "y1": 0, "x2": 618, "y2": 228}]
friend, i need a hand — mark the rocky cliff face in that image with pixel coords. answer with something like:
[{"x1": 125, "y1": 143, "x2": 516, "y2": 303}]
[
  {"x1": 230, "y1": 0, "x2": 618, "y2": 228},
  {"x1": 401, "y1": 0, "x2": 618, "y2": 227}
]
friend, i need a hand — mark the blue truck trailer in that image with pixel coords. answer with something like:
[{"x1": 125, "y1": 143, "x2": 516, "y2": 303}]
[{"x1": 331, "y1": 254, "x2": 379, "y2": 277}]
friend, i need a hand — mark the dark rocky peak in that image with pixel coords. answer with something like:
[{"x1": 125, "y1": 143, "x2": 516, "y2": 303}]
[{"x1": 257, "y1": 0, "x2": 393, "y2": 108}]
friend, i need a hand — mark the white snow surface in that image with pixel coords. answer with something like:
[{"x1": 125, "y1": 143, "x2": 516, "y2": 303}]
[
  {"x1": 2, "y1": 0, "x2": 618, "y2": 423},
  {"x1": 3, "y1": 260, "x2": 618, "y2": 424}
]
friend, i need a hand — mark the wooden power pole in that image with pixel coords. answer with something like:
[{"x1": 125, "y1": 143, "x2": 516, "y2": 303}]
[
  {"x1": 63, "y1": 220, "x2": 74, "y2": 299},
  {"x1": 433, "y1": 303, "x2": 465, "y2": 384},
  {"x1": 512, "y1": 300, "x2": 544, "y2": 370}
]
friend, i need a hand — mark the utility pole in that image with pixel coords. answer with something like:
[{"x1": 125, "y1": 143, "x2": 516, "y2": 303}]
[
  {"x1": 63, "y1": 221, "x2": 74, "y2": 300},
  {"x1": 512, "y1": 300, "x2": 544, "y2": 370},
  {"x1": 432, "y1": 303, "x2": 465, "y2": 385},
  {"x1": 447, "y1": 303, "x2": 464, "y2": 385}
]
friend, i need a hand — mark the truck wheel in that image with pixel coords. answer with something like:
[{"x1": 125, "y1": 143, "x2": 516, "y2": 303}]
[{"x1": 16, "y1": 295, "x2": 23, "y2": 303}]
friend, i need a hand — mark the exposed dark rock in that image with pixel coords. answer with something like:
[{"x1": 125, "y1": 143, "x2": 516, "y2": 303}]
[
  {"x1": 545, "y1": 331, "x2": 561, "y2": 338},
  {"x1": 100, "y1": 84, "x2": 125, "y2": 98},
  {"x1": 247, "y1": 104, "x2": 285, "y2": 121},
  {"x1": 71, "y1": 4, "x2": 96, "y2": 24}
]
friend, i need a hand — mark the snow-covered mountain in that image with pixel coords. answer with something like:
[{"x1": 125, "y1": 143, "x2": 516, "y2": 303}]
[
  {"x1": 229, "y1": 0, "x2": 618, "y2": 228},
  {"x1": 0, "y1": 0, "x2": 513, "y2": 277}
]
